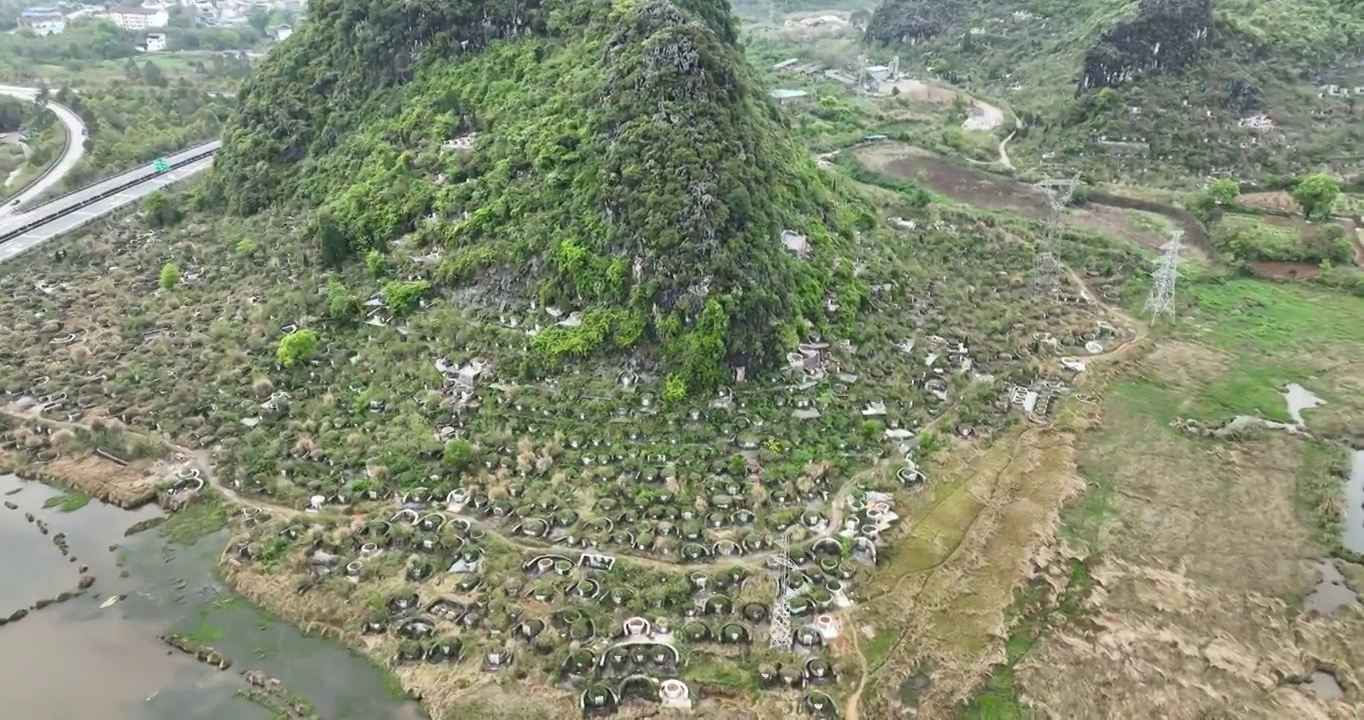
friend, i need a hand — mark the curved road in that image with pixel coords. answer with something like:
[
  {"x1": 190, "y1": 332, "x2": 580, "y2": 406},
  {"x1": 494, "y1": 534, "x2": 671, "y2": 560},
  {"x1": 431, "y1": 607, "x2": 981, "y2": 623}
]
[{"x1": 0, "y1": 84, "x2": 87, "y2": 217}]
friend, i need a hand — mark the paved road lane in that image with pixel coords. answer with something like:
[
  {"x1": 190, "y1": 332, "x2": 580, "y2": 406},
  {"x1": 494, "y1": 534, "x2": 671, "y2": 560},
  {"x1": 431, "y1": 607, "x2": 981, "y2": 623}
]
[{"x1": 0, "y1": 156, "x2": 213, "y2": 265}]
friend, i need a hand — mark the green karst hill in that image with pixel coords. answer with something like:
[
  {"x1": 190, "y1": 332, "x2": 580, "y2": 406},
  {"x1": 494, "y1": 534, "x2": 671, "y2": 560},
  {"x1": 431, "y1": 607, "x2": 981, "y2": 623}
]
[{"x1": 211, "y1": 0, "x2": 870, "y2": 392}]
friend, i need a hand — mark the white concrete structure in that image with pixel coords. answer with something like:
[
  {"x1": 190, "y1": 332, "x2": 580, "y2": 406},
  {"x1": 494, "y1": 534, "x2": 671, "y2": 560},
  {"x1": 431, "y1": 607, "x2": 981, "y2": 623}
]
[
  {"x1": 659, "y1": 680, "x2": 691, "y2": 710},
  {"x1": 143, "y1": 32, "x2": 168, "y2": 52},
  {"x1": 19, "y1": 8, "x2": 67, "y2": 35},
  {"x1": 107, "y1": 4, "x2": 169, "y2": 30},
  {"x1": 274, "y1": 24, "x2": 293, "y2": 41}
]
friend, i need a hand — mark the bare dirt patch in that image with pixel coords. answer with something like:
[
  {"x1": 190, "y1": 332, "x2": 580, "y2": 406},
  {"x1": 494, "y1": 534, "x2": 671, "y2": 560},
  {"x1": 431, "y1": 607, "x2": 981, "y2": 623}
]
[
  {"x1": 1250, "y1": 261, "x2": 1323, "y2": 280},
  {"x1": 778, "y1": 10, "x2": 854, "y2": 37},
  {"x1": 855, "y1": 144, "x2": 1200, "y2": 254},
  {"x1": 855, "y1": 143, "x2": 1050, "y2": 216},
  {"x1": 1142, "y1": 341, "x2": 1232, "y2": 388},
  {"x1": 1240, "y1": 191, "x2": 1297, "y2": 214},
  {"x1": 878, "y1": 79, "x2": 963, "y2": 106},
  {"x1": 874, "y1": 80, "x2": 1006, "y2": 132}
]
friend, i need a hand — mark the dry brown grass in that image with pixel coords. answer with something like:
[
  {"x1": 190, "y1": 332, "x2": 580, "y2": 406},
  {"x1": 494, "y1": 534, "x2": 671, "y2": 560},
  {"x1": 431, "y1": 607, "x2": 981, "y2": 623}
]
[
  {"x1": 854, "y1": 416, "x2": 1089, "y2": 717},
  {"x1": 1010, "y1": 360, "x2": 1364, "y2": 718},
  {"x1": 1142, "y1": 341, "x2": 1233, "y2": 397},
  {"x1": 40, "y1": 454, "x2": 161, "y2": 508}
]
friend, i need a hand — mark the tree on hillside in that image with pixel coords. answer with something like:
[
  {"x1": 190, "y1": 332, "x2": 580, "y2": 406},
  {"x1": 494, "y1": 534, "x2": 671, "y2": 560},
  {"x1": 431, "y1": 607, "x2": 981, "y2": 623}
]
[
  {"x1": 1292, "y1": 173, "x2": 1341, "y2": 220},
  {"x1": 1093, "y1": 87, "x2": 1121, "y2": 115},
  {"x1": 1209, "y1": 178, "x2": 1239, "y2": 205},
  {"x1": 276, "y1": 329, "x2": 318, "y2": 367},
  {"x1": 248, "y1": 7, "x2": 270, "y2": 33}
]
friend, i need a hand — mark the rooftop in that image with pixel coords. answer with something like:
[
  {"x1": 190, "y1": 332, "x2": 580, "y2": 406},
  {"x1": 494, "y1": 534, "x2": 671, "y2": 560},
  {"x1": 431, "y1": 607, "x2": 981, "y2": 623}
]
[{"x1": 768, "y1": 89, "x2": 809, "y2": 100}]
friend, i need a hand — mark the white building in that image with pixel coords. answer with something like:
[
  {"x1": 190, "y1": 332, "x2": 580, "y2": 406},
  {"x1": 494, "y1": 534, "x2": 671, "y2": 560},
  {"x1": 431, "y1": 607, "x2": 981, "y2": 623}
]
[
  {"x1": 143, "y1": 32, "x2": 168, "y2": 52},
  {"x1": 107, "y1": 4, "x2": 170, "y2": 30},
  {"x1": 274, "y1": 24, "x2": 293, "y2": 41},
  {"x1": 19, "y1": 8, "x2": 67, "y2": 36}
]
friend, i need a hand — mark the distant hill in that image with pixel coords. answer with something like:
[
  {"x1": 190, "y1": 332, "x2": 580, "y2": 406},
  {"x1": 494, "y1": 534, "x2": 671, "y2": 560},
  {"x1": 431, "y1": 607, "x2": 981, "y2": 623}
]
[
  {"x1": 210, "y1": 0, "x2": 870, "y2": 392},
  {"x1": 865, "y1": 0, "x2": 1364, "y2": 182}
]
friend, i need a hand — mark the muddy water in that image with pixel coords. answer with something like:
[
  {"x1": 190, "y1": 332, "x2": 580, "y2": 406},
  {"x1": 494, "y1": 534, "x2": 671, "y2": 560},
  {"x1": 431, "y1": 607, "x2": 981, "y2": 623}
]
[
  {"x1": 0, "y1": 474, "x2": 425, "y2": 720},
  {"x1": 1282, "y1": 383, "x2": 1325, "y2": 425},
  {"x1": 1304, "y1": 559, "x2": 1358, "y2": 615},
  {"x1": 1345, "y1": 451, "x2": 1364, "y2": 554},
  {"x1": 1299, "y1": 671, "x2": 1346, "y2": 701}
]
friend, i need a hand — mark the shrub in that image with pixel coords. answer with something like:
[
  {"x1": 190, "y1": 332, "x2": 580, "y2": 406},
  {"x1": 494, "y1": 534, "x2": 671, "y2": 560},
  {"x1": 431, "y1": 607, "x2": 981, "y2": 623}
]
[
  {"x1": 158, "y1": 262, "x2": 180, "y2": 290},
  {"x1": 380, "y1": 280, "x2": 430, "y2": 316},
  {"x1": 276, "y1": 329, "x2": 319, "y2": 368}
]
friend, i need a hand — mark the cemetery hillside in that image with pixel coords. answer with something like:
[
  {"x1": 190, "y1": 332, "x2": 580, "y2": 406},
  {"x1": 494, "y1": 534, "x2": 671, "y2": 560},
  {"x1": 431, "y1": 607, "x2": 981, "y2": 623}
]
[{"x1": 1, "y1": 0, "x2": 1364, "y2": 718}]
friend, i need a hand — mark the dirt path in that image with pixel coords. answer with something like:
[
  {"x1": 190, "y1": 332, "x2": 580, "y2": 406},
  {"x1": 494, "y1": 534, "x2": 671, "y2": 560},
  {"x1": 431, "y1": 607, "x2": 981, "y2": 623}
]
[
  {"x1": 842, "y1": 606, "x2": 871, "y2": 720},
  {"x1": 962, "y1": 99, "x2": 1019, "y2": 171},
  {"x1": 997, "y1": 129, "x2": 1016, "y2": 170},
  {"x1": 2, "y1": 135, "x2": 33, "y2": 189},
  {"x1": 966, "y1": 128, "x2": 1015, "y2": 171},
  {"x1": 1061, "y1": 264, "x2": 1149, "y2": 362}
]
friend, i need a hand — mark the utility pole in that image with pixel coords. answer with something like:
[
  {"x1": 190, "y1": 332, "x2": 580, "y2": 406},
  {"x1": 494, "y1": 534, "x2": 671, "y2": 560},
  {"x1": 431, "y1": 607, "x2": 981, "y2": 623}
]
[
  {"x1": 768, "y1": 531, "x2": 796, "y2": 652},
  {"x1": 1032, "y1": 169, "x2": 1082, "y2": 292},
  {"x1": 1145, "y1": 231, "x2": 1182, "y2": 318}
]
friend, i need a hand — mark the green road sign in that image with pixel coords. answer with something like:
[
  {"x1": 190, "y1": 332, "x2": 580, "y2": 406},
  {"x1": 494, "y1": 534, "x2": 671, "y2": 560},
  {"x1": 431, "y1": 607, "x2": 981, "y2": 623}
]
[{"x1": 152, "y1": 158, "x2": 169, "y2": 173}]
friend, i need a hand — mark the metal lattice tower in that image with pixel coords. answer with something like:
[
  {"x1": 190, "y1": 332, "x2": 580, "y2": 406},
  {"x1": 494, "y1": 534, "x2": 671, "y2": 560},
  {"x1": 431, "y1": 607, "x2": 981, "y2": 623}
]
[
  {"x1": 769, "y1": 531, "x2": 797, "y2": 651},
  {"x1": 856, "y1": 54, "x2": 869, "y2": 96},
  {"x1": 1032, "y1": 171, "x2": 1082, "y2": 291},
  {"x1": 1145, "y1": 231, "x2": 1183, "y2": 318}
]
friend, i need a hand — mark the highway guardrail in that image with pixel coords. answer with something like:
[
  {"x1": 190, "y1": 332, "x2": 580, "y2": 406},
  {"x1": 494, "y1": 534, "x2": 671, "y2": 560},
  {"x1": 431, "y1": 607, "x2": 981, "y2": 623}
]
[{"x1": 0, "y1": 147, "x2": 217, "y2": 245}]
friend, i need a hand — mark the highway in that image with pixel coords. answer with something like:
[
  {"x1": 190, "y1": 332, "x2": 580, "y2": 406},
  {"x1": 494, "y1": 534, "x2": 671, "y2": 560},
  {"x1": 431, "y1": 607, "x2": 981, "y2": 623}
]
[
  {"x1": 0, "y1": 81, "x2": 226, "y2": 266},
  {"x1": 0, "y1": 84, "x2": 88, "y2": 217},
  {"x1": 0, "y1": 154, "x2": 215, "y2": 264},
  {"x1": 0, "y1": 141, "x2": 219, "y2": 265}
]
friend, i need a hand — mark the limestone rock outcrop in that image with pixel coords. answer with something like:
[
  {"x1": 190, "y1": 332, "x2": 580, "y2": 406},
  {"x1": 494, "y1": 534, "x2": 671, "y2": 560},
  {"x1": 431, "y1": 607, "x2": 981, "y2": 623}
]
[
  {"x1": 864, "y1": 0, "x2": 980, "y2": 46},
  {"x1": 1078, "y1": 0, "x2": 1214, "y2": 91}
]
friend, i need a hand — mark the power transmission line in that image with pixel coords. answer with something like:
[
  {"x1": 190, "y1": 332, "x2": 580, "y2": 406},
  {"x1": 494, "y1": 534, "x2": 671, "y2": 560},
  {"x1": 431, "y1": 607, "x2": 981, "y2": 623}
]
[
  {"x1": 1032, "y1": 170, "x2": 1081, "y2": 291},
  {"x1": 1144, "y1": 231, "x2": 1182, "y2": 318}
]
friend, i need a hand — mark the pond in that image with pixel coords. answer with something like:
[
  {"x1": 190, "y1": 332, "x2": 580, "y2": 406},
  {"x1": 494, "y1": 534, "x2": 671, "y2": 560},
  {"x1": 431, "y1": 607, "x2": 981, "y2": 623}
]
[
  {"x1": 1345, "y1": 450, "x2": 1364, "y2": 555},
  {"x1": 1282, "y1": 383, "x2": 1324, "y2": 425},
  {"x1": 0, "y1": 474, "x2": 425, "y2": 720}
]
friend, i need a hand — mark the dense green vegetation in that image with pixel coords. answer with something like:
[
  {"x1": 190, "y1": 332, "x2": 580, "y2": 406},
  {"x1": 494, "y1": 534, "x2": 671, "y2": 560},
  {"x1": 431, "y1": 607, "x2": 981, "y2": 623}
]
[
  {"x1": 212, "y1": 0, "x2": 874, "y2": 391},
  {"x1": 0, "y1": 17, "x2": 261, "y2": 93},
  {"x1": 1210, "y1": 215, "x2": 1354, "y2": 266},
  {"x1": 0, "y1": 93, "x2": 62, "y2": 198},
  {"x1": 49, "y1": 84, "x2": 232, "y2": 190}
]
